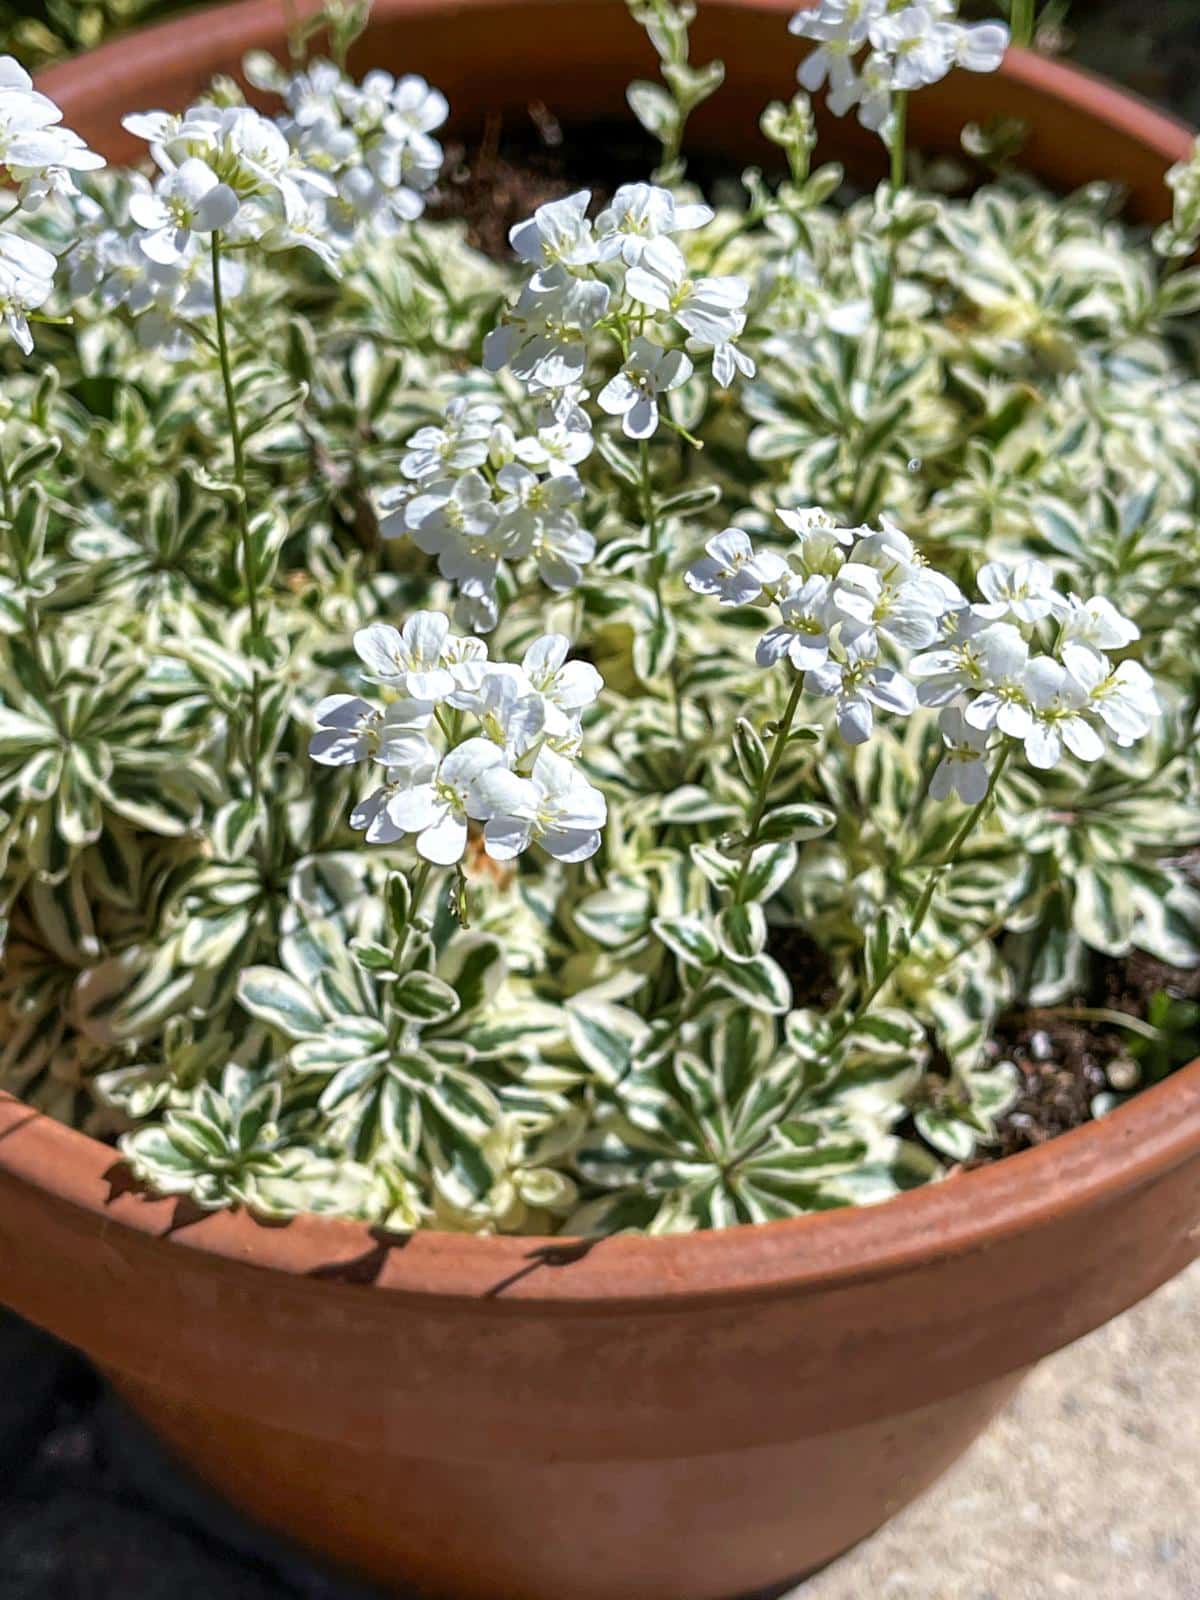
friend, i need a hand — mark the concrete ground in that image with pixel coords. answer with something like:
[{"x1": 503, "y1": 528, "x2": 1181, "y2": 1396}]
[{"x1": 795, "y1": 1262, "x2": 1200, "y2": 1600}]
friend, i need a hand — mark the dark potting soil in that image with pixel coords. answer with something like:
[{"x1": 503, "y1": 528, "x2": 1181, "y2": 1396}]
[
  {"x1": 965, "y1": 953, "x2": 1200, "y2": 1166},
  {"x1": 427, "y1": 110, "x2": 740, "y2": 258}
]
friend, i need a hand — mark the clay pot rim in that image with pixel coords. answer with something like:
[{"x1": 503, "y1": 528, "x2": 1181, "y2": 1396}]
[
  {"x1": 5, "y1": 1065, "x2": 1200, "y2": 1306},
  {"x1": 35, "y1": 0, "x2": 1198, "y2": 175},
  {"x1": 12, "y1": 1, "x2": 1200, "y2": 1308}
]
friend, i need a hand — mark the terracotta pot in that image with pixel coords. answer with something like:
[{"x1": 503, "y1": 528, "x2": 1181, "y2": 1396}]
[{"x1": 6, "y1": 5, "x2": 1198, "y2": 1598}]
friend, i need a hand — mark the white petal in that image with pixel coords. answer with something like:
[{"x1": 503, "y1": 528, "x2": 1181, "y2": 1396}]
[{"x1": 417, "y1": 812, "x2": 468, "y2": 864}]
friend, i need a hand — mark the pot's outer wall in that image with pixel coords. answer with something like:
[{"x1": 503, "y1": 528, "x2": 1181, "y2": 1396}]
[
  {"x1": 3, "y1": 1077, "x2": 1200, "y2": 1462},
  {"x1": 10, "y1": 4, "x2": 1200, "y2": 1596},
  {"x1": 3, "y1": 1070, "x2": 1200, "y2": 1597}
]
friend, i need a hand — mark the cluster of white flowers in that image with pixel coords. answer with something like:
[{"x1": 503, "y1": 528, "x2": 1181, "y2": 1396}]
[
  {"x1": 311, "y1": 612, "x2": 607, "y2": 865},
  {"x1": 68, "y1": 194, "x2": 248, "y2": 355},
  {"x1": 484, "y1": 183, "x2": 755, "y2": 425},
  {"x1": 790, "y1": 1, "x2": 1009, "y2": 138},
  {"x1": 246, "y1": 56, "x2": 447, "y2": 240},
  {"x1": 70, "y1": 64, "x2": 447, "y2": 350},
  {"x1": 377, "y1": 393, "x2": 596, "y2": 633},
  {"x1": 0, "y1": 56, "x2": 104, "y2": 353},
  {"x1": 688, "y1": 511, "x2": 1160, "y2": 792}
]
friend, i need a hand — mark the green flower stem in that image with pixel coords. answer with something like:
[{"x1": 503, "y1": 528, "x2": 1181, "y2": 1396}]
[
  {"x1": 890, "y1": 91, "x2": 909, "y2": 194},
  {"x1": 387, "y1": 858, "x2": 436, "y2": 1049},
  {"x1": 1011, "y1": 0, "x2": 1036, "y2": 48},
  {"x1": 638, "y1": 438, "x2": 683, "y2": 743},
  {"x1": 731, "y1": 671, "x2": 807, "y2": 902},
  {"x1": 211, "y1": 230, "x2": 265, "y2": 819},
  {"x1": 729, "y1": 741, "x2": 1013, "y2": 1172},
  {"x1": 906, "y1": 742, "x2": 1012, "y2": 939},
  {"x1": 639, "y1": 438, "x2": 667, "y2": 617},
  {"x1": 282, "y1": 0, "x2": 304, "y2": 62},
  {"x1": 651, "y1": 675, "x2": 810, "y2": 1052}
]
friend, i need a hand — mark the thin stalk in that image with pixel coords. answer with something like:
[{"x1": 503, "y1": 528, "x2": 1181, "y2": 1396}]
[
  {"x1": 906, "y1": 743, "x2": 1013, "y2": 940},
  {"x1": 211, "y1": 231, "x2": 265, "y2": 818},
  {"x1": 638, "y1": 438, "x2": 683, "y2": 744},
  {"x1": 650, "y1": 674, "x2": 810, "y2": 1054},
  {"x1": 731, "y1": 673, "x2": 807, "y2": 902},
  {"x1": 282, "y1": 0, "x2": 305, "y2": 63},
  {"x1": 729, "y1": 743, "x2": 1013, "y2": 1172},
  {"x1": 387, "y1": 859, "x2": 436, "y2": 1049},
  {"x1": 1011, "y1": 0, "x2": 1036, "y2": 48},
  {"x1": 404, "y1": 860, "x2": 434, "y2": 935}
]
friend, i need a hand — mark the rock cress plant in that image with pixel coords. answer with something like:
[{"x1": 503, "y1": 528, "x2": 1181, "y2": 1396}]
[{"x1": 0, "y1": 0, "x2": 1196, "y2": 1232}]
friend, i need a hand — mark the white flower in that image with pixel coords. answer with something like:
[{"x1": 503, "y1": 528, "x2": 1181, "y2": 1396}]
[
  {"x1": 830, "y1": 521, "x2": 952, "y2": 651},
  {"x1": 265, "y1": 62, "x2": 446, "y2": 234},
  {"x1": 804, "y1": 636, "x2": 917, "y2": 744},
  {"x1": 847, "y1": 49, "x2": 896, "y2": 133},
  {"x1": 685, "y1": 528, "x2": 789, "y2": 606},
  {"x1": 869, "y1": 5, "x2": 1009, "y2": 93},
  {"x1": 493, "y1": 463, "x2": 583, "y2": 560},
  {"x1": 597, "y1": 336, "x2": 693, "y2": 439},
  {"x1": 402, "y1": 471, "x2": 501, "y2": 586},
  {"x1": 952, "y1": 20, "x2": 1009, "y2": 72},
  {"x1": 1022, "y1": 657, "x2": 1105, "y2": 771},
  {"x1": 0, "y1": 230, "x2": 55, "y2": 354},
  {"x1": 790, "y1": 0, "x2": 884, "y2": 52},
  {"x1": 521, "y1": 634, "x2": 604, "y2": 736},
  {"x1": 831, "y1": 560, "x2": 948, "y2": 653},
  {"x1": 792, "y1": 1, "x2": 883, "y2": 108},
  {"x1": 308, "y1": 693, "x2": 432, "y2": 766},
  {"x1": 974, "y1": 558, "x2": 1058, "y2": 625},
  {"x1": 399, "y1": 397, "x2": 502, "y2": 482},
  {"x1": 351, "y1": 736, "x2": 504, "y2": 863},
  {"x1": 534, "y1": 384, "x2": 592, "y2": 436},
  {"x1": 259, "y1": 185, "x2": 347, "y2": 273},
  {"x1": 513, "y1": 421, "x2": 593, "y2": 474},
  {"x1": 179, "y1": 106, "x2": 326, "y2": 206},
  {"x1": 128, "y1": 157, "x2": 240, "y2": 264},
  {"x1": 354, "y1": 611, "x2": 479, "y2": 701},
  {"x1": 531, "y1": 513, "x2": 596, "y2": 592},
  {"x1": 625, "y1": 237, "x2": 749, "y2": 348},
  {"x1": 478, "y1": 748, "x2": 607, "y2": 864},
  {"x1": 1057, "y1": 594, "x2": 1140, "y2": 655},
  {"x1": 453, "y1": 580, "x2": 501, "y2": 638},
  {"x1": 870, "y1": 7, "x2": 958, "y2": 91},
  {"x1": 961, "y1": 623, "x2": 1033, "y2": 738},
  {"x1": 909, "y1": 613, "x2": 992, "y2": 706},
  {"x1": 0, "y1": 57, "x2": 104, "y2": 206},
  {"x1": 756, "y1": 574, "x2": 835, "y2": 670},
  {"x1": 791, "y1": 2, "x2": 1007, "y2": 136},
  {"x1": 484, "y1": 277, "x2": 610, "y2": 389},
  {"x1": 1061, "y1": 645, "x2": 1160, "y2": 748},
  {"x1": 594, "y1": 182, "x2": 714, "y2": 264},
  {"x1": 457, "y1": 669, "x2": 546, "y2": 762},
  {"x1": 930, "y1": 707, "x2": 991, "y2": 804},
  {"x1": 509, "y1": 189, "x2": 598, "y2": 286},
  {"x1": 777, "y1": 506, "x2": 855, "y2": 578},
  {"x1": 712, "y1": 340, "x2": 757, "y2": 386},
  {"x1": 380, "y1": 72, "x2": 449, "y2": 145}
]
